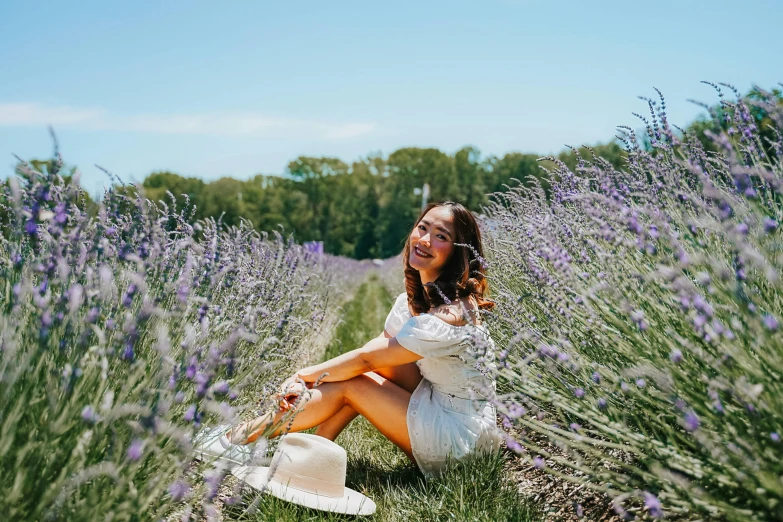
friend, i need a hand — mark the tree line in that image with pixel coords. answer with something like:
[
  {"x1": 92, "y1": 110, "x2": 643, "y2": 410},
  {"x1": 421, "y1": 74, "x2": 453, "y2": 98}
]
[{"x1": 136, "y1": 143, "x2": 626, "y2": 259}]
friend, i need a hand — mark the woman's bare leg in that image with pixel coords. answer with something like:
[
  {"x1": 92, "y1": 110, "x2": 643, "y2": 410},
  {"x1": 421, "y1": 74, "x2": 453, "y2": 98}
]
[
  {"x1": 314, "y1": 363, "x2": 423, "y2": 440},
  {"x1": 232, "y1": 372, "x2": 416, "y2": 460}
]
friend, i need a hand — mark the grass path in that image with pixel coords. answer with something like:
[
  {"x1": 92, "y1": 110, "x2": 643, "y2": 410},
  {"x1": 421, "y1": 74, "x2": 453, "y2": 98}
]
[{"x1": 227, "y1": 274, "x2": 540, "y2": 521}]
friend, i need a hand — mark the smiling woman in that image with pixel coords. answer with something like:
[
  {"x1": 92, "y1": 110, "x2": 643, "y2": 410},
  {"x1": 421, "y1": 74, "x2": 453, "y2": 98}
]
[{"x1": 196, "y1": 200, "x2": 503, "y2": 503}]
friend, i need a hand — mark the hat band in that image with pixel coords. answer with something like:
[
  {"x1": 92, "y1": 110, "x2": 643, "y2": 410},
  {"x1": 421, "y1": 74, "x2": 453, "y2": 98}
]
[{"x1": 270, "y1": 467, "x2": 345, "y2": 498}]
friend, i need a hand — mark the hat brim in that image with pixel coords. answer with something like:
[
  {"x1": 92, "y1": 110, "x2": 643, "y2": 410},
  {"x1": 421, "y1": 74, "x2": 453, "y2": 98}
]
[{"x1": 231, "y1": 465, "x2": 377, "y2": 516}]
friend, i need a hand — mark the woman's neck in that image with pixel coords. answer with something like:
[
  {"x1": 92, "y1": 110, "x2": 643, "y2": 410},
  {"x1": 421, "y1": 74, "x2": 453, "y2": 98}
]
[{"x1": 419, "y1": 269, "x2": 438, "y2": 286}]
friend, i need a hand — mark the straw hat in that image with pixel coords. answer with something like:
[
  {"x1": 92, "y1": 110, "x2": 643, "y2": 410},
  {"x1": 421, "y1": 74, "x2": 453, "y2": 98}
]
[{"x1": 231, "y1": 433, "x2": 376, "y2": 516}]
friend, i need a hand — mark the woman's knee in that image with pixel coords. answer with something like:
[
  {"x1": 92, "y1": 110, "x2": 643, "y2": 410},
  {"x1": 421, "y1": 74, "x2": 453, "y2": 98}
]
[{"x1": 341, "y1": 374, "x2": 382, "y2": 406}]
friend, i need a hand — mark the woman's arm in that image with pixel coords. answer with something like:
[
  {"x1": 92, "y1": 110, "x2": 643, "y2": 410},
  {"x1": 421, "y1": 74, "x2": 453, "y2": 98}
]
[{"x1": 294, "y1": 335, "x2": 422, "y2": 384}]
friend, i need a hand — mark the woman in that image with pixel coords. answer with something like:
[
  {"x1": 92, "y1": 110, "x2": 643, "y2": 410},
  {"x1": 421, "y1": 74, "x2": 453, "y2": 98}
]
[{"x1": 213, "y1": 201, "x2": 501, "y2": 478}]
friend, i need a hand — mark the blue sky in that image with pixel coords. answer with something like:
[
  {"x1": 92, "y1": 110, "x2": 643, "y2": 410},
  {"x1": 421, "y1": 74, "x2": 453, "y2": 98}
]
[{"x1": 1, "y1": 0, "x2": 781, "y2": 196}]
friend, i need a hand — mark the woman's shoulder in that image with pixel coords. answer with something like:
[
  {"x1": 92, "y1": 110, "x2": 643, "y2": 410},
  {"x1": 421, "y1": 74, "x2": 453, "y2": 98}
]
[{"x1": 428, "y1": 295, "x2": 481, "y2": 327}]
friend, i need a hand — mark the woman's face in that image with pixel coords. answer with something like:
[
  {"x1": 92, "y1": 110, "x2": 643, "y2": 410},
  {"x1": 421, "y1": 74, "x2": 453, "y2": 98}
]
[{"x1": 408, "y1": 206, "x2": 456, "y2": 277}]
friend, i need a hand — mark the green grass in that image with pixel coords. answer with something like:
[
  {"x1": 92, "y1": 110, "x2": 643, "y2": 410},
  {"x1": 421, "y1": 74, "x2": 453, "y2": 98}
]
[{"x1": 225, "y1": 273, "x2": 540, "y2": 521}]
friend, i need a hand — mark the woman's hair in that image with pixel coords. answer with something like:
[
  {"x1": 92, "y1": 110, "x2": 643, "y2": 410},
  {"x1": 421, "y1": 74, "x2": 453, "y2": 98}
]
[{"x1": 402, "y1": 201, "x2": 495, "y2": 315}]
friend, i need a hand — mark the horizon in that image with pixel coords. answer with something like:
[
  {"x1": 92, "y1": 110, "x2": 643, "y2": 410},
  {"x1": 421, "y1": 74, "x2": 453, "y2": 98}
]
[{"x1": 1, "y1": 0, "x2": 781, "y2": 197}]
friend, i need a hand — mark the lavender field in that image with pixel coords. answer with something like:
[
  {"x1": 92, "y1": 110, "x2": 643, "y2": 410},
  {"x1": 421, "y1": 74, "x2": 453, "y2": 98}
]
[
  {"x1": 0, "y1": 161, "x2": 367, "y2": 520},
  {"x1": 1, "y1": 84, "x2": 782, "y2": 521},
  {"x1": 484, "y1": 85, "x2": 783, "y2": 521}
]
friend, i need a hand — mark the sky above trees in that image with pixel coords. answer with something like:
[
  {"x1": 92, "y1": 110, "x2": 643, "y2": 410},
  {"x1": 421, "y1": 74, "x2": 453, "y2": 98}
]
[{"x1": 1, "y1": 0, "x2": 781, "y2": 196}]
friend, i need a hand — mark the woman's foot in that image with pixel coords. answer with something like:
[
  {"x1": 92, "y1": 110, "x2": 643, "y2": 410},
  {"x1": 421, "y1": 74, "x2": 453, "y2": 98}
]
[
  {"x1": 193, "y1": 425, "x2": 266, "y2": 469},
  {"x1": 226, "y1": 411, "x2": 275, "y2": 444}
]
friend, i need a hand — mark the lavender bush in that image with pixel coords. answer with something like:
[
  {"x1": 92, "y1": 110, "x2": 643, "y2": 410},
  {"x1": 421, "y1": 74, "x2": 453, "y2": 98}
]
[
  {"x1": 484, "y1": 85, "x2": 782, "y2": 521},
  {"x1": 0, "y1": 153, "x2": 359, "y2": 521}
]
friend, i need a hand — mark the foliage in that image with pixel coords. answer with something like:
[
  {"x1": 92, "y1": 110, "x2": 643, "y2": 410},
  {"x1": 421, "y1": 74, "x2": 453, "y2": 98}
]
[
  {"x1": 0, "y1": 151, "x2": 362, "y2": 520},
  {"x1": 113, "y1": 144, "x2": 625, "y2": 261},
  {"x1": 483, "y1": 84, "x2": 783, "y2": 520}
]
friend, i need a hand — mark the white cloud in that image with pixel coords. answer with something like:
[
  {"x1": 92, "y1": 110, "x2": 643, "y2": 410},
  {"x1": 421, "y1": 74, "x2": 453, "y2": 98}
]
[{"x1": 0, "y1": 102, "x2": 376, "y2": 140}]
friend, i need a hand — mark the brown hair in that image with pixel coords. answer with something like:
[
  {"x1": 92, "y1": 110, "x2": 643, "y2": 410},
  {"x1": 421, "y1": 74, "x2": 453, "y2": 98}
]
[{"x1": 402, "y1": 201, "x2": 495, "y2": 315}]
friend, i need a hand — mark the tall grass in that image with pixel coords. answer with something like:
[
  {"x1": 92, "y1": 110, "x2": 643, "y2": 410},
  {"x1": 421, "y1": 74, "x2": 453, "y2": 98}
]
[
  {"x1": 483, "y1": 85, "x2": 783, "y2": 520},
  {"x1": 0, "y1": 153, "x2": 361, "y2": 521}
]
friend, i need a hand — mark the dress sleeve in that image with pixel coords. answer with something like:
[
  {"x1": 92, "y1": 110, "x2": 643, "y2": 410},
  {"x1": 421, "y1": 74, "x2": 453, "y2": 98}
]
[
  {"x1": 395, "y1": 314, "x2": 471, "y2": 358},
  {"x1": 383, "y1": 293, "x2": 410, "y2": 336}
]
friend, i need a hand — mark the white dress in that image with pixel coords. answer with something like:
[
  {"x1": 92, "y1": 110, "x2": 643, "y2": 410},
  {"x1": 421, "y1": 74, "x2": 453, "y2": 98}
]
[{"x1": 384, "y1": 292, "x2": 502, "y2": 478}]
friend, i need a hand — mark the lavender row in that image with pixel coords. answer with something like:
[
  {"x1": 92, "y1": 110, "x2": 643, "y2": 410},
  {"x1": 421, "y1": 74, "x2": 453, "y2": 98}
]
[
  {"x1": 0, "y1": 156, "x2": 362, "y2": 521},
  {"x1": 482, "y1": 85, "x2": 783, "y2": 520}
]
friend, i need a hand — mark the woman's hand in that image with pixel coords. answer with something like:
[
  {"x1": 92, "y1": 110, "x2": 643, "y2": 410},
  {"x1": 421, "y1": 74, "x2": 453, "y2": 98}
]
[{"x1": 274, "y1": 374, "x2": 311, "y2": 411}]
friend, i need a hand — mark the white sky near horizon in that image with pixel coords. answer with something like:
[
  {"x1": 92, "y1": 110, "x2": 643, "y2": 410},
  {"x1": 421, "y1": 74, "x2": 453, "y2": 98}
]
[{"x1": 1, "y1": 0, "x2": 781, "y2": 197}]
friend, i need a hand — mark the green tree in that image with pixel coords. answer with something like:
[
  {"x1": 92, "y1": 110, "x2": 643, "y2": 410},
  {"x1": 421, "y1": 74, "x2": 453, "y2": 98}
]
[{"x1": 142, "y1": 171, "x2": 205, "y2": 214}]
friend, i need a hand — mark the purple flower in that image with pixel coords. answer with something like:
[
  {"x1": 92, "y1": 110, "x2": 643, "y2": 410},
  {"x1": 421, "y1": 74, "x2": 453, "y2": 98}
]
[
  {"x1": 771, "y1": 433, "x2": 780, "y2": 443},
  {"x1": 122, "y1": 342, "x2": 134, "y2": 362},
  {"x1": 684, "y1": 410, "x2": 700, "y2": 432},
  {"x1": 597, "y1": 398, "x2": 607, "y2": 409},
  {"x1": 693, "y1": 315, "x2": 707, "y2": 329},
  {"x1": 185, "y1": 360, "x2": 197, "y2": 380},
  {"x1": 569, "y1": 423, "x2": 581, "y2": 432},
  {"x1": 644, "y1": 492, "x2": 664, "y2": 518},
  {"x1": 194, "y1": 372, "x2": 210, "y2": 397},
  {"x1": 204, "y1": 469, "x2": 224, "y2": 500},
  {"x1": 127, "y1": 439, "x2": 145, "y2": 461},
  {"x1": 693, "y1": 295, "x2": 713, "y2": 317},
  {"x1": 574, "y1": 388, "x2": 585, "y2": 398},
  {"x1": 508, "y1": 403, "x2": 526, "y2": 418},
  {"x1": 505, "y1": 436, "x2": 523, "y2": 453},
  {"x1": 213, "y1": 380, "x2": 230, "y2": 395},
  {"x1": 54, "y1": 202, "x2": 68, "y2": 225},
  {"x1": 81, "y1": 405, "x2": 99, "y2": 424},
  {"x1": 735, "y1": 222, "x2": 749, "y2": 235},
  {"x1": 591, "y1": 371, "x2": 601, "y2": 383},
  {"x1": 670, "y1": 349, "x2": 683, "y2": 363},
  {"x1": 502, "y1": 415, "x2": 513, "y2": 430},
  {"x1": 184, "y1": 404, "x2": 197, "y2": 422},
  {"x1": 636, "y1": 379, "x2": 646, "y2": 388},
  {"x1": 763, "y1": 314, "x2": 779, "y2": 331},
  {"x1": 86, "y1": 307, "x2": 99, "y2": 323},
  {"x1": 533, "y1": 457, "x2": 546, "y2": 469},
  {"x1": 167, "y1": 480, "x2": 190, "y2": 501},
  {"x1": 25, "y1": 219, "x2": 38, "y2": 236},
  {"x1": 763, "y1": 217, "x2": 778, "y2": 233}
]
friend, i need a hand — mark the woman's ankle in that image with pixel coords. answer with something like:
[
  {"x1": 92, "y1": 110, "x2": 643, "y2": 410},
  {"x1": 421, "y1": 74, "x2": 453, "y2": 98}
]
[{"x1": 229, "y1": 413, "x2": 274, "y2": 444}]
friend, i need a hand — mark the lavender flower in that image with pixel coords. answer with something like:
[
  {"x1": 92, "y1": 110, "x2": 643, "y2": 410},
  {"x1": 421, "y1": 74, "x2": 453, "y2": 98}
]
[
  {"x1": 644, "y1": 492, "x2": 664, "y2": 518},
  {"x1": 81, "y1": 405, "x2": 99, "y2": 424},
  {"x1": 763, "y1": 314, "x2": 779, "y2": 331},
  {"x1": 127, "y1": 439, "x2": 145, "y2": 461},
  {"x1": 533, "y1": 457, "x2": 546, "y2": 470},
  {"x1": 505, "y1": 436, "x2": 524, "y2": 453},
  {"x1": 167, "y1": 480, "x2": 190, "y2": 501},
  {"x1": 684, "y1": 410, "x2": 700, "y2": 432}
]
